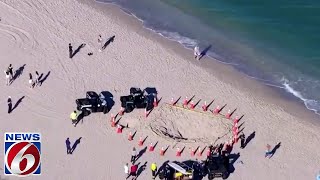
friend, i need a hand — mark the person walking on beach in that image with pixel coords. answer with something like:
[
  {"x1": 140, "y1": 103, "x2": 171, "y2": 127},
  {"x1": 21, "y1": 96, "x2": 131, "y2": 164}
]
[
  {"x1": 7, "y1": 64, "x2": 13, "y2": 78},
  {"x1": 194, "y1": 45, "x2": 200, "y2": 60},
  {"x1": 7, "y1": 96, "x2": 12, "y2": 113},
  {"x1": 29, "y1": 73, "x2": 34, "y2": 88},
  {"x1": 265, "y1": 144, "x2": 272, "y2": 158},
  {"x1": 131, "y1": 147, "x2": 137, "y2": 163},
  {"x1": 150, "y1": 162, "x2": 157, "y2": 179},
  {"x1": 98, "y1": 35, "x2": 103, "y2": 52},
  {"x1": 124, "y1": 163, "x2": 129, "y2": 179},
  {"x1": 70, "y1": 110, "x2": 77, "y2": 127},
  {"x1": 65, "y1": 138, "x2": 71, "y2": 154},
  {"x1": 239, "y1": 133, "x2": 246, "y2": 149},
  {"x1": 69, "y1": 43, "x2": 73, "y2": 58},
  {"x1": 5, "y1": 70, "x2": 10, "y2": 85}
]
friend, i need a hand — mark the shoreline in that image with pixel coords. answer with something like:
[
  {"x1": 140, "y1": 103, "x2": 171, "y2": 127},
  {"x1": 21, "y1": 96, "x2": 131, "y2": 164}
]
[
  {"x1": 80, "y1": 0, "x2": 320, "y2": 124},
  {"x1": 1, "y1": 0, "x2": 320, "y2": 179}
]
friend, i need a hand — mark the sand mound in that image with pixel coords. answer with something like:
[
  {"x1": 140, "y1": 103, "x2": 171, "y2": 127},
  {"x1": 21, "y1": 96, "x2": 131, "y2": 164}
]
[{"x1": 148, "y1": 104, "x2": 233, "y2": 144}]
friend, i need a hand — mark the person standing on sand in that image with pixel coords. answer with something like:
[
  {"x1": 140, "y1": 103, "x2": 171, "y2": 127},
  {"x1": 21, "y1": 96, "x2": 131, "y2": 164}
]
[
  {"x1": 131, "y1": 147, "x2": 137, "y2": 163},
  {"x1": 265, "y1": 144, "x2": 272, "y2": 158},
  {"x1": 65, "y1": 138, "x2": 71, "y2": 154},
  {"x1": 70, "y1": 110, "x2": 77, "y2": 127},
  {"x1": 98, "y1": 35, "x2": 103, "y2": 52},
  {"x1": 29, "y1": 73, "x2": 33, "y2": 88},
  {"x1": 69, "y1": 43, "x2": 73, "y2": 58},
  {"x1": 239, "y1": 133, "x2": 246, "y2": 149},
  {"x1": 7, "y1": 64, "x2": 13, "y2": 79},
  {"x1": 5, "y1": 70, "x2": 10, "y2": 85},
  {"x1": 7, "y1": 96, "x2": 12, "y2": 113},
  {"x1": 194, "y1": 45, "x2": 200, "y2": 60},
  {"x1": 129, "y1": 163, "x2": 138, "y2": 180},
  {"x1": 150, "y1": 162, "x2": 157, "y2": 179},
  {"x1": 124, "y1": 163, "x2": 129, "y2": 179}
]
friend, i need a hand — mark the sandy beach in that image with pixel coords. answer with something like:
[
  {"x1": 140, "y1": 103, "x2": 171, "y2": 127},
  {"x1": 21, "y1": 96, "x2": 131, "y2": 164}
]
[{"x1": 0, "y1": 0, "x2": 320, "y2": 179}]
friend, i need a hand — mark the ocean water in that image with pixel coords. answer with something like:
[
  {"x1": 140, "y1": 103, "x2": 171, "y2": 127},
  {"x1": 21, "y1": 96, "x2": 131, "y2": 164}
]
[{"x1": 97, "y1": 0, "x2": 320, "y2": 116}]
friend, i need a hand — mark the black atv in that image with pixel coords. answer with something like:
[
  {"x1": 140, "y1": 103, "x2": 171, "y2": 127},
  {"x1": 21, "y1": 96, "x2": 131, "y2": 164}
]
[
  {"x1": 76, "y1": 91, "x2": 110, "y2": 115},
  {"x1": 205, "y1": 154, "x2": 229, "y2": 179},
  {"x1": 120, "y1": 87, "x2": 154, "y2": 113}
]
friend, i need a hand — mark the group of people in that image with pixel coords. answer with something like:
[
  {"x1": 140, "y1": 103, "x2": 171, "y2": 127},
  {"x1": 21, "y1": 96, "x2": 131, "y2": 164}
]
[
  {"x1": 29, "y1": 71, "x2": 40, "y2": 88},
  {"x1": 68, "y1": 34, "x2": 105, "y2": 58},
  {"x1": 5, "y1": 64, "x2": 42, "y2": 114},
  {"x1": 123, "y1": 147, "x2": 157, "y2": 180},
  {"x1": 123, "y1": 162, "x2": 157, "y2": 180},
  {"x1": 4, "y1": 64, "x2": 41, "y2": 88}
]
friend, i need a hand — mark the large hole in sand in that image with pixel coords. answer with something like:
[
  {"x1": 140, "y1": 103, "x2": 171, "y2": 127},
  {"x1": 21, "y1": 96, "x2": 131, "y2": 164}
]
[{"x1": 148, "y1": 104, "x2": 234, "y2": 144}]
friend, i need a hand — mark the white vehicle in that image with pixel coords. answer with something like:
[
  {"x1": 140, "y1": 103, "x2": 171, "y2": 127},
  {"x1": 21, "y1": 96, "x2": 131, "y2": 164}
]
[{"x1": 159, "y1": 161, "x2": 193, "y2": 180}]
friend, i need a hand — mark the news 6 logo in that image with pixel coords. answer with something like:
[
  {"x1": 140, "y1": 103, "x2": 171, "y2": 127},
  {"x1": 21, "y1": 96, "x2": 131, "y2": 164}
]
[{"x1": 4, "y1": 132, "x2": 41, "y2": 176}]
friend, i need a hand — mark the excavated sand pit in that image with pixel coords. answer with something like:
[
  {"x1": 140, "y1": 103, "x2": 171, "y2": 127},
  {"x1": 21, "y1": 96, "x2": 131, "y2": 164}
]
[{"x1": 145, "y1": 104, "x2": 234, "y2": 144}]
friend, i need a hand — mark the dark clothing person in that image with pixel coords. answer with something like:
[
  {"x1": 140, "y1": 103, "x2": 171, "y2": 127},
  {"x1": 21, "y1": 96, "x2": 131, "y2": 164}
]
[
  {"x1": 151, "y1": 170, "x2": 156, "y2": 179},
  {"x1": 240, "y1": 133, "x2": 246, "y2": 149},
  {"x1": 7, "y1": 64, "x2": 13, "y2": 77},
  {"x1": 130, "y1": 156, "x2": 135, "y2": 164},
  {"x1": 131, "y1": 148, "x2": 137, "y2": 163},
  {"x1": 65, "y1": 138, "x2": 71, "y2": 154},
  {"x1": 7, "y1": 96, "x2": 12, "y2": 113},
  {"x1": 151, "y1": 163, "x2": 157, "y2": 179},
  {"x1": 69, "y1": 43, "x2": 73, "y2": 58}
]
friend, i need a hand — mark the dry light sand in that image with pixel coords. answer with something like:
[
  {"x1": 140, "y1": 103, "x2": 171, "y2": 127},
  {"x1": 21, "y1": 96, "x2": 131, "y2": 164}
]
[{"x1": 0, "y1": 0, "x2": 320, "y2": 179}]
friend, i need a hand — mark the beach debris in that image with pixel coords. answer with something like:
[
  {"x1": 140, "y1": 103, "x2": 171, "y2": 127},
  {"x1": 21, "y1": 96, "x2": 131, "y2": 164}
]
[{"x1": 237, "y1": 160, "x2": 244, "y2": 164}]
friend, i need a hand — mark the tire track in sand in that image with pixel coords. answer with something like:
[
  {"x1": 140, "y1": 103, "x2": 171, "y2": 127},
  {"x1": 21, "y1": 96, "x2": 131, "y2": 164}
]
[{"x1": 0, "y1": 23, "x2": 38, "y2": 50}]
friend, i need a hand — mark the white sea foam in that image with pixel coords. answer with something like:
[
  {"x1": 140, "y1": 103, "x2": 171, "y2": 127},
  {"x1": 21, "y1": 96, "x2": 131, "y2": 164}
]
[{"x1": 282, "y1": 78, "x2": 320, "y2": 115}]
